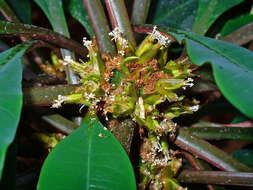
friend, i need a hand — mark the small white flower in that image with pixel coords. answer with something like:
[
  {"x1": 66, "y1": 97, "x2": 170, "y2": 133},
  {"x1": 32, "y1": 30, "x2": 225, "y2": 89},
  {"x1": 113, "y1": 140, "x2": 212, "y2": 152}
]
[
  {"x1": 189, "y1": 105, "x2": 199, "y2": 112},
  {"x1": 51, "y1": 95, "x2": 69, "y2": 108},
  {"x1": 83, "y1": 37, "x2": 92, "y2": 50},
  {"x1": 149, "y1": 26, "x2": 171, "y2": 46},
  {"x1": 109, "y1": 27, "x2": 128, "y2": 49},
  {"x1": 118, "y1": 50, "x2": 125, "y2": 56},
  {"x1": 183, "y1": 78, "x2": 194, "y2": 89},
  {"x1": 63, "y1": 55, "x2": 74, "y2": 65}
]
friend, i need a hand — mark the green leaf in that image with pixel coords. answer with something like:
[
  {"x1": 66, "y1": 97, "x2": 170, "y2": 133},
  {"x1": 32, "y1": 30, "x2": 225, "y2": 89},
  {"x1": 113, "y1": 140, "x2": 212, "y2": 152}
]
[
  {"x1": 63, "y1": 0, "x2": 93, "y2": 37},
  {"x1": 220, "y1": 14, "x2": 253, "y2": 37},
  {"x1": 148, "y1": 0, "x2": 198, "y2": 31},
  {"x1": 231, "y1": 149, "x2": 253, "y2": 169},
  {"x1": 6, "y1": 0, "x2": 32, "y2": 23},
  {"x1": 0, "y1": 42, "x2": 31, "y2": 180},
  {"x1": 34, "y1": 0, "x2": 70, "y2": 37},
  {"x1": 231, "y1": 113, "x2": 248, "y2": 124},
  {"x1": 37, "y1": 115, "x2": 136, "y2": 190},
  {"x1": 192, "y1": 0, "x2": 243, "y2": 35},
  {"x1": 158, "y1": 26, "x2": 253, "y2": 119}
]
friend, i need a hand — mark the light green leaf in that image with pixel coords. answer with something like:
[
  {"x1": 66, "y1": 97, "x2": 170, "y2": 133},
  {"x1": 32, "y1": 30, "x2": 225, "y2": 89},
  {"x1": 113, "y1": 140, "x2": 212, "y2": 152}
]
[
  {"x1": 221, "y1": 14, "x2": 253, "y2": 37},
  {"x1": 64, "y1": 0, "x2": 93, "y2": 37},
  {"x1": 155, "y1": 26, "x2": 253, "y2": 118},
  {"x1": 0, "y1": 43, "x2": 31, "y2": 180},
  {"x1": 148, "y1": 0, "x2": 198, "y2": 31},
  {"x1": 37, "y1": 115, "x2": 136, "y2": 190},
  {"x1": 192, "y1": 0, "x2": 243, "y2": 35}
]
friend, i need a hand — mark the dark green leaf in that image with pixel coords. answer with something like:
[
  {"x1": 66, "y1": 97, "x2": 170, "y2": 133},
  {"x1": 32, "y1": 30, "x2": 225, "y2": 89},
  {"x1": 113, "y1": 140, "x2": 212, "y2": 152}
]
[
  {"x1": 34, "y1": 0, "x2": 69, "y2": 37},
  {"x1": 231, "y1": 113, "x2": 248, "y2": 124},
  {"x1": 6, "y1": 0, "x2": 31, "y2": 23},
  {"x1": 0, "y1": 140, "x2": 17, "y2": 190},
  {"x1": 186, "y1": 126, "x2": 253, "y2": 140},
  {"x1": 231, "y1": 149, "x2": 253, "y2": 169},
  {"x1": 192, "y1": 0, "x2": 243, "y2": 35},
  {"x1": 158, "y1": 26, "x2": 253, "y2": 118},
  {"x1": 37, "y1": 115, "x2": 136, "y2": 190},
  {"x1": 0, "y1": 42, "x2": 31, "y2": 180},
  {"x1": 64, "y1": 0, "x2": 93, "y2": 37},
  {"x1": 148, "y1": 0, "x2": 198, "y2": 31},
  {"x1": 220, "y1": 14, "x2": 253, "y2": 37}
]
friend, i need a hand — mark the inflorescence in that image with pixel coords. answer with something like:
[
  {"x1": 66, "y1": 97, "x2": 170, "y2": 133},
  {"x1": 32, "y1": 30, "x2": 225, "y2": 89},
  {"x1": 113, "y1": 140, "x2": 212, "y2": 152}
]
[{"x1": 53, "y1": 26, "x2": 198, "y2": 190}]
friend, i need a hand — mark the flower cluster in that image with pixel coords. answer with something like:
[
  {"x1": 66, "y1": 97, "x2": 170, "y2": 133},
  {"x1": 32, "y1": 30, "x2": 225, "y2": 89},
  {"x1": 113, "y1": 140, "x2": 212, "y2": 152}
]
[
  {"x1": 53, "y1": 26, "x2": 198, "y2": 190},
  {"x1": 149, "y1": 26, "x2": 171, "y2": 46}
]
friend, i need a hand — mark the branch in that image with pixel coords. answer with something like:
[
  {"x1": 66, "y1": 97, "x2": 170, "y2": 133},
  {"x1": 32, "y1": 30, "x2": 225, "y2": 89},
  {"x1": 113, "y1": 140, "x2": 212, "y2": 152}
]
[
  {"x1": 42, "y1": 114, "x2": 78, "y2": 134},
  {"x1": 83, "y1": 0, "x2": 116, "y2": 56},
  {"x1": 177, "y1": 170, "x2": 253, "y2": 187},
  {"x1": 131, "y1": 0, "x2": 151, "y2": 26},
  {"x1": 0, "y1": 0, "x2": 19, "y2": 22},
  {"x1": 23, "y1": 84, "x2": 80, "y2": 106},
  {"x1": 172, "y1": 128, "x2": 252, "y2": 172},
  {"x1": 0, "y1": 21, "x2": 87, "y2": 56},
  {"x1": 221, "y1": 22, "x2": 253, "y2": 45},
  {"x1": 105, "y1": 0, "x2": 136, "y2": 47},
  {"x1": 185, "y1": 126, "x2": 253, "y2": 140}
]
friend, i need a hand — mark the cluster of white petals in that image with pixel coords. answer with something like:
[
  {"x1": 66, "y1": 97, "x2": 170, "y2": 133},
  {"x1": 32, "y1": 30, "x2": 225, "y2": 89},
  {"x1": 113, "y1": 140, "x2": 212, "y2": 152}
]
[
  {"x1": 109, "y1": 27, "x2": 128, "y2": 52},
  {"x1": 149, "y1": 26, "x2": 171, "y2": 46},
  {"x1": 83, "y1": 37, "x2": 93, "y2": 50},
  {"x1": 51, "y1": 95, "x2": 69, "y2": 108}
]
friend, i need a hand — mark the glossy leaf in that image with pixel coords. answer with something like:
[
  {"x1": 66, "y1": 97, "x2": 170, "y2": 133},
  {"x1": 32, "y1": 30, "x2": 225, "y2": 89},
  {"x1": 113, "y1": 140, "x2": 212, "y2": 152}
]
[
  {"x1": 220, "y1": 14, "x2": 253, "y2": 37},
  {"x1": 231, "y1": 149, "x2": 253, "y2": 169},
  {"x1": 6, "y1": 0, "x2": 31, "y2": 23},
  {"x1": 192, "y1": 0, "x2": 243, "y2": 35},
  {"x1": 34, "y1": 0, "x2": 70, "y2": 37},
  {"x1": 37, "y1": 115, "x2": 136, "y2": 190},
  {"x1": 0, "y1": 42, "x2": 31, "y2": 180},
  {"x1": 148, "y1": 0, "x2": 198, "y2": 31},
  {"x1": 157, "y1": 27, "x2": 253, "y2": 119},
  {"x1": 63, "y1": 0, "x2": 93, "y2": 37}
]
